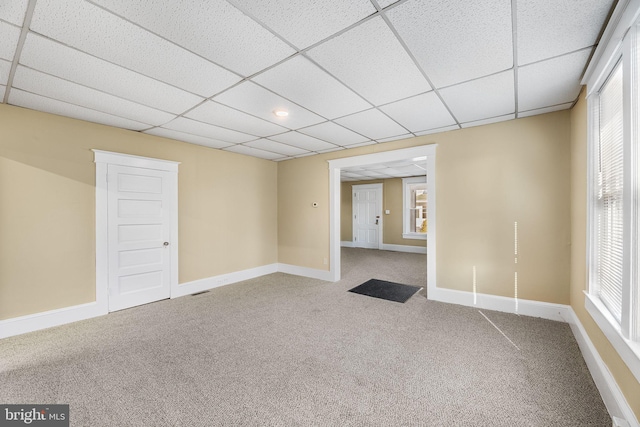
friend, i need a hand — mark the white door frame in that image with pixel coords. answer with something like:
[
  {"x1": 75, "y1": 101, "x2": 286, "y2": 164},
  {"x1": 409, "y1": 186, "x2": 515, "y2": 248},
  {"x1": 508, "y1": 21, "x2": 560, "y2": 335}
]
[
  {"x1": 351, "y1": 183, "x2": 383, "y2": 249},
  {"x1": 328, "y1": 145, "x2": 436, "y2": 297},
  {"x1": 93, "y1": 150, "x2": 179, "y2": 314}
]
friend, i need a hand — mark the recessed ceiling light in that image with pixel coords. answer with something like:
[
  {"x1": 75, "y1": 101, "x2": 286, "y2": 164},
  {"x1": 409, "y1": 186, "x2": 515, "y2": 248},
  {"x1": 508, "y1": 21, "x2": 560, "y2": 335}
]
[{"x1": 273, "y1": 109, "x2": 289, "y2": 117}]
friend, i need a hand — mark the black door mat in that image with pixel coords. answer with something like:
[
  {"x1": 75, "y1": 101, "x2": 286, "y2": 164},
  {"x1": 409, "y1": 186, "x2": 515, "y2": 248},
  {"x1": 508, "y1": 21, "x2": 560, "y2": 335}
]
[{"x1": 348, "y1": 279, "x2": 422, "y2": 303}]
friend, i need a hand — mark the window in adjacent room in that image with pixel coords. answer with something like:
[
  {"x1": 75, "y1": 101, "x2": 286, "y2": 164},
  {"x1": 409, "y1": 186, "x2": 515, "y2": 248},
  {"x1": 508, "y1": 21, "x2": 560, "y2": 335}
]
[{"x1": 402, "y1": 176, "x2": 427, "y2": 239}]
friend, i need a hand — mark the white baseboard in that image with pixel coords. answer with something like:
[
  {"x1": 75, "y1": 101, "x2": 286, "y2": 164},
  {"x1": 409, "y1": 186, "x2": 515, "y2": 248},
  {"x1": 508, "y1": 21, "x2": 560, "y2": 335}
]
[
  {"x1": 341, "y1": 241, "x2": 426, "y2": 254},
  {"x1": 381, "y1": 243, "x2": 427, "y2": 254},
  {"x1": 0, "y1": 302, "x2": 107, "y2": 339},
  {"x1": 563, "y1": 308, "x2": 639, "y2": 427},
  {"x1": 428, "y1": 286, "x2": 569, "y2": 322},
  {"x1": 277, "y1": 263, "x2": 333, "y2": 281},
  {"x1": 174, "y1": 263, "x2": 279, "y2": 298}
]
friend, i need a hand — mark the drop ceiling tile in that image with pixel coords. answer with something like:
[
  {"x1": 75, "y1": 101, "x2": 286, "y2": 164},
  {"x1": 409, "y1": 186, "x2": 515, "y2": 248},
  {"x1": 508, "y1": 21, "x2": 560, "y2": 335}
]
[
  {"x1": 415, "y1": 125, "x2": 460, "y2": 136},
  {"x1": 0, "y1": 58, "x2": 10, "y2": 85},
  {"x1": 9, "y1": 89, "x2": 150, "y2": 131},
  {"x1": 460, "y1": 114, "x2": 515, "y2": 129},
  {"x1": 518, "y1": 50, "x2": 590, "y2": 112},
  {"x1": 0, "y1": 85, "x2": 5, "y2": 100},
  {"x1": 19, "y1": 34, "x2": 203, "y2": 114},
  {"x1": 439, "y1": 71, "x2": 515, "y2": 123},
  {"x1": 224, "y1": 145, "x2": 283, "y2": 160},
  {"x1": 30, "y1": 0, "x2": 241, "y2": 96},
  {"x1": 377, "y1": 0, "x2": 400, "y2": 8},
  {"x1": 307, "y1": 16, "x2": 431, "y2": 105},
  {"x1": 231, "y1": 0, "x2": 375, "y2": 49},
  {"x1": 253, "y1": 55, "x2": 371, "y2": 119},
  {"x1": 518, "y1": 103, "x2": 574, "y2": 118},
  {"x1": 0, "y1": 0, "x2": 28, "y2": 25},
  {"x1": 245, "y1": 139, "x2": 310, "y2": 157},
  {"x1": 334, "y1": 109, "x2": 407, "y2": 140},
  {"x1": 518, "y1": 0, "x2": 613, "y2": 65},
  {"x1": 376, "y1": 134, "x2": 414, "y2": 143},
  {"x1": 380, "y1": 92, "x2": 456, "y2": 132},
  {"x1": 163, "y1": 117, "x2": 256, "y2": 143},
  {"x1": 185, "y1": 101, "x2": 287, "y2": 138},
  {"x1": 298, "y1": 121, "x2": 369, "y2": 145},
  {"x1": 13, "y1": 66, "x2": 175, "y2": 126},
  {"x1": 91, "y1": 0, "x2": 294, "y2": 76},
  {"x1": 344, "y1": 140, "x2": 377, "y2": 148},
  {"x1": 387, "y1": 0, "x2": 513, "y2": 88},
  {"x1": 269, "y1": 131, "x2": 338, "y2": 151},
  {"x1": 0, "y1": 22, "x2": 20, "y2": 61},
  {"x1": 145, "y1": 127, "x2": 233, "y2": 149},
  {"x1": 317, "y1": 146, "x2": 345, "y2": 154},
  {"x1": 214, "y1": 81, "x2": 324, "y2": 129}
]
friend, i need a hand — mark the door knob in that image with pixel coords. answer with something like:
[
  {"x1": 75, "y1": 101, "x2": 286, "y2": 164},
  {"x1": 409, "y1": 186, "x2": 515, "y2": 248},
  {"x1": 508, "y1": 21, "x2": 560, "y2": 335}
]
[{"x1": 163, "y1": 242, "x2": 169, "y2": 246}]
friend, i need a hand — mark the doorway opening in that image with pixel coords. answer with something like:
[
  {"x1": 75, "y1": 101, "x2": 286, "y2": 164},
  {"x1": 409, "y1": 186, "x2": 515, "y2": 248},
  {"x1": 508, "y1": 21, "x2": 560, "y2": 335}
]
[{"x1": 328, "y1": 145, "x2": 436, "y2": 297}]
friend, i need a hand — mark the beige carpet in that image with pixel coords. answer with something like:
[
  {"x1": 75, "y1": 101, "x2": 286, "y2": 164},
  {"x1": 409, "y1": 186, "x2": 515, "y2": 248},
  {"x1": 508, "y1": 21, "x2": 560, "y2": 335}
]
[{"x1": 0, "y1": 248, "x2": 610, "y2": 426}]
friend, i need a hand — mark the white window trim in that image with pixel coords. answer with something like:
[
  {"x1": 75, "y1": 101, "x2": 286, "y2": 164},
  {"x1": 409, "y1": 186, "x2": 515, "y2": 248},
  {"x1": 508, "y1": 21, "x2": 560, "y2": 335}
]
[
  {"x1": 584, "y1": 0, "x2": 640, "y2": 384},
  {"x1": 402, "y1": 176, "x2": 428, "y2": 240}
]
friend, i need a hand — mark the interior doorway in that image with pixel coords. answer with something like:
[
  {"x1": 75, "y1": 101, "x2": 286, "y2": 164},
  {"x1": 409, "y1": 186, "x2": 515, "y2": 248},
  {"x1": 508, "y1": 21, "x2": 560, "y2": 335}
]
[{"x1": 328, "y1": 145, "x2": 436, "y2": 297}]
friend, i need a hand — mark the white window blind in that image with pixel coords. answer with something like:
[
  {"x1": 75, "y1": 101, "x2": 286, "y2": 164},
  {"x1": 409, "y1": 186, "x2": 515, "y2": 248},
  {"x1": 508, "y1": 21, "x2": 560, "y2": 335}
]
[{"x1": 595, "y1": 62, "x2": 625, "y2": 322}]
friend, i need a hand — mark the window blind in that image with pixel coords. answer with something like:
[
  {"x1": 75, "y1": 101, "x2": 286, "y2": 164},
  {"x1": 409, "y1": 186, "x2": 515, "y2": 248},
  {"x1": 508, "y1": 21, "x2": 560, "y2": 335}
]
[{"x1": 596, "y1": 62, "x2": 625, "y2": 322}]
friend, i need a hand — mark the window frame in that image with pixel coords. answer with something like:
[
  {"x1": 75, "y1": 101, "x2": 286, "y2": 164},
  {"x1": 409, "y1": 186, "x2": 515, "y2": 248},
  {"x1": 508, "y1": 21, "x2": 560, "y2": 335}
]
[
  {"x1": 402, "y1": 176, "x2": 428, "y2": 240},
  {"x1": 584, "y1": 2, "x2": 640, "y2": 384}
]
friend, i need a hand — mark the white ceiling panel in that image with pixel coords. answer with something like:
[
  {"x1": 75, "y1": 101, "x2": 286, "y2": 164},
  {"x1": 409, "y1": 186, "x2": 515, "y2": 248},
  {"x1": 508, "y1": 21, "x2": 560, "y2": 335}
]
[
  {"x1": 415, "y1": 125, "x2": 460, "y2": 136},
  {"x1": 0, "y1": 0, "x2": 28, "y2": 26},
  {"x1": 377, "y1": 0, "x2": 400, "y2": 9},
  {"x1": 145, "y1": 127, "x2": 234, "y2": 149},
  {"x1": 0, "y1": 58, "x2": 10, "y2": 85},
  {"x1": 185, "y1": 101, "x2": 287, "y2": 138},
  {"x1": 31, "y1": 0, "x2": 241, "y2": 96},
  {"x1": 317, "y1": 146, "x2": 345, "y2": 154},
  {"x1": 13, "y1": 66, "x2": 175, "y2": 126},
  {"x1": 387, "y1": 0, "x2": 513, "y2": 88},
  {"x1": 519, "y1": 103, "x2": 573, "y2": 118},
  {"x1": 461, "y1": 114, "x2": 515, "y2": 129},
  {"x1": 245, "y1": 139, "x2": 310, "y2": 157},
  {"x1": 376, "y1": 134, "x2": 413, "y2": 143},
  {"x1": 343, "y1": 140, "x2": 377, "y2": 148},
  {"x1": 9, "y1": 89, "x2": 151, "y2": 131},
  {"x1": 334, "y1": 108, "x2": 407, "y2": 139},
  {"x1": 163, "y1": 117, "x2": 256, "y2": 143},
  {"x1": 0, "y1": 22, "x2": 20, "y2": 61},
  {"x1": 298, "y1": 121, "x2": 369, "y2": 145},
  {"x1": 19, "y1": 34, "x2": 203, "y2": 115},
  {"x1": 380, "y1": 92, "x2": 456, "y2": 132},
  {"x1": 518, "y1": 50, "x2": 590, "y2": 112},
  {"x1": 224, "y1": 145, "x2": 284, "y2": 160},
  {"x1": 518, "y1": 0, "x2": 613, "y2": 65},
  {"x1": 440, "y1": 71, "x2": 515, "y2": 123},
  {"x1": 91, "y1": 0, "x2": 294, "y2": 77},
  {"x1": 307, "y1": 16, "x2": 431, "y2": 105},
  {"x1": 214, "y1": 81, "x2": 324, "y2": 129},
  {"x1": 231, "y1": 0, "x2": 375, "y2": 49},
  {"x1": 269, "y1": 131, "x2": 339, "y2": 151},
  {"x1": 253, "y1": 55, "x2": 371, "y2": 119},
  {"x1": 0, "y1": 85, "x2": 5, "y2": 100}
]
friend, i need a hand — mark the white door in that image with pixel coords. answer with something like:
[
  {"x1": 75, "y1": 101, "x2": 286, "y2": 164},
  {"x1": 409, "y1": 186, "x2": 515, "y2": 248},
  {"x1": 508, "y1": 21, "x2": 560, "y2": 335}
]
[
  {"x1": 107, "y1": 164, "x2": 173, "y2": 312},
  {"x1": 352, "y1": 184, "x2": 382, "y2": 249}
]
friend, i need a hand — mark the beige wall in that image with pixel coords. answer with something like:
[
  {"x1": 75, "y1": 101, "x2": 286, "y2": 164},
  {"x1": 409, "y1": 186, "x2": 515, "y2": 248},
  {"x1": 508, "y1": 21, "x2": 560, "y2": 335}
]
[
  {"x1": 341, "y1": 179, "x2": 425, "y2": 247},
  {"x1": 0, "y1": 104, "x2": 278, "y2": 320},
  {"x1": 279, "y1": 111, "x2": 571, "y2": 304},
  {"x1": 570, "y1": 92, "x2": 640, "y2": 419}
]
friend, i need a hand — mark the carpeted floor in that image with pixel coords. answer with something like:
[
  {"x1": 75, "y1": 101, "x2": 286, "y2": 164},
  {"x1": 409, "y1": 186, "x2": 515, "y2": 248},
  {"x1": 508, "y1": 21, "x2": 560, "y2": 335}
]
[{"x1": 0, "y1": 248, "x2": 610, "y2": 426}]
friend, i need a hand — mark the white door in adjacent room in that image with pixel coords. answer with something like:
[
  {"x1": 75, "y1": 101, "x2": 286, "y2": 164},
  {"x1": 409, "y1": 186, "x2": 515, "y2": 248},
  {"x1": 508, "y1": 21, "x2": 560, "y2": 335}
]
[
  {"x1": 352, "y1": 184, "x2": 382, "y2": 249},
  {"x1": 106, "y1": 163, "x2": 174, "y2": 312}
]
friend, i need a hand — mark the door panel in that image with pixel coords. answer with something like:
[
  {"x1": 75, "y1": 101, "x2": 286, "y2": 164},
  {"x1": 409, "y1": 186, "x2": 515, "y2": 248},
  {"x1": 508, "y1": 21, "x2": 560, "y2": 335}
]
[
  {"x1": 108, "y1": 164, "x2": 172, "y2": 312},
  {"x1": 352, "y1": 184, "x2": 382, "y2": 249}
]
